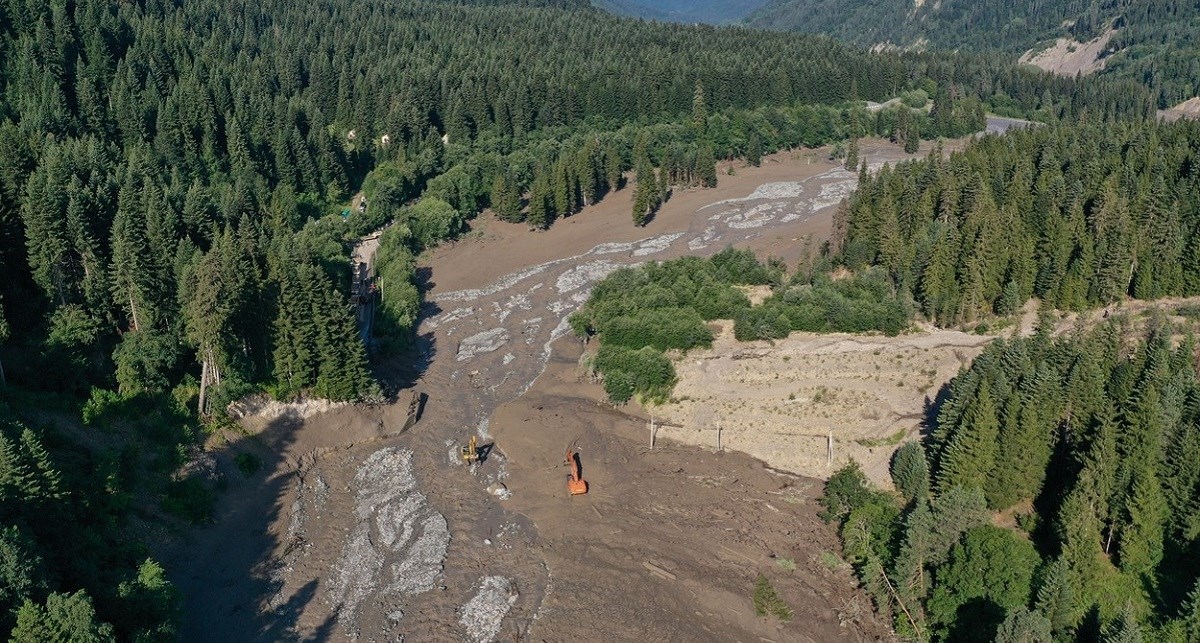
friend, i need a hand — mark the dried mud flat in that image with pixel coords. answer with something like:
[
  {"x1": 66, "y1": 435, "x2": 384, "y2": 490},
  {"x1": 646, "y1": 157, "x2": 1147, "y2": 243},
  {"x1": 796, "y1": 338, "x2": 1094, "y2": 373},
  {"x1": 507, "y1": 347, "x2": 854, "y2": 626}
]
[
  {"x1": 655, "y1": 322, "x2": 992, "y2": 485},
  {"x1": 167, "y1": 142, "x2": 921, "y2": 642},
  {"x1": 489, "y1": 342, "x2": 892, "y2": 641}
]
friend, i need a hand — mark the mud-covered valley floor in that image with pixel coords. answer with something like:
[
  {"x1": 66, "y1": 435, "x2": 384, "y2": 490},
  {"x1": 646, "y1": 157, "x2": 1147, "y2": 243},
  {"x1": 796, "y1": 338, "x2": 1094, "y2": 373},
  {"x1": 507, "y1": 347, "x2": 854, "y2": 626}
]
[{"x1": 164, "y1": 140, "x2": 947, "y2": 642}]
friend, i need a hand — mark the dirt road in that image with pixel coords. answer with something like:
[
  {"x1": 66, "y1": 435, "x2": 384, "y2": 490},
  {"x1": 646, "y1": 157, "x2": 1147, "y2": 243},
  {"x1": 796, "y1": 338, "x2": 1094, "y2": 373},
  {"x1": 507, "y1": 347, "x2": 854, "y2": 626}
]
[{"x1": 168, "y1": 142, "x2": 920, "y2": 641}]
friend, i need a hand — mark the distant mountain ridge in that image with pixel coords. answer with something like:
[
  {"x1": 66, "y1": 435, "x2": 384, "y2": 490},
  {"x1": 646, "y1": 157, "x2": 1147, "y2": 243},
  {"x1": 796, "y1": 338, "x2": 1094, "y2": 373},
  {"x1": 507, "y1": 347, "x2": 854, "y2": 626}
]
[
  {"x1": 592, "y1": 0, "x2": 769, "y2": 24},
  {"x1": 746, "y1": 0, "x2": 1111, "y2": 52},
  {"x1": 745, "y1": 0, "x2": 1200, "y2": 107}
]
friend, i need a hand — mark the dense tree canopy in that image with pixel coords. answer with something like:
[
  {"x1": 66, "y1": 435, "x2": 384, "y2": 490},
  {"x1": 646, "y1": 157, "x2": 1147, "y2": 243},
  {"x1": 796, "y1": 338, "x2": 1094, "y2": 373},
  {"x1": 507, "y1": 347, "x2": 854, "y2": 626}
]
[
  {"x1": 748, "y1": 0, "x2": 1200, "y2": 107},
  {"x1": 826, "y1": 320, "x2": 1200, "y2": 641},
  {"x1": 837, "y1": 119, "x2": 1200, "y2": 326},
  {"x1": 0, "y1": 0, "x2": 1186, "y2": 638}
]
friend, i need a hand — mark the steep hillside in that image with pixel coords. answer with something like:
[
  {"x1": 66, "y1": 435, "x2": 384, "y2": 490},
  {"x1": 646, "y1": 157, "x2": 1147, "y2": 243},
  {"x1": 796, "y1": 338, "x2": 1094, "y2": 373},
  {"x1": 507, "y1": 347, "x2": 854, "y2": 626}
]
[{"x1": 747, "y1": 0, "x2": 1200, "y2": 106}]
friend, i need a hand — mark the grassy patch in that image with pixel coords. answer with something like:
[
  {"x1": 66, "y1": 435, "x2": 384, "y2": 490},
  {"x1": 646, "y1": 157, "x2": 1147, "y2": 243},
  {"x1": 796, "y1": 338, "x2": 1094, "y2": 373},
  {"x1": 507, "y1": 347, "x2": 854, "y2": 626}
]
[
  {"x1": 818, "y1": 551, "x2": 846, "y2": 570},
  {"x1": 753, "y1": 575, "x2": 793, "y2": 621},
  {"x1": 855, "y1": 428, "x2": 908, "y2": 448},
  {"x1": 776, "y1": 557, "x2": 797, "y2": 572}
]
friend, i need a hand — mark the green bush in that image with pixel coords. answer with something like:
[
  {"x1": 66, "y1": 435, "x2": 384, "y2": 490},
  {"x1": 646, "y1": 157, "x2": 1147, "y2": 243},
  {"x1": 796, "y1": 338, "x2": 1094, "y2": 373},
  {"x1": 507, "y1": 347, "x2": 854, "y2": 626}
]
[
  {"x1": 900, "y1": 89, "x2": 929, "y2": 108},
  {"x1": 234, "y1": 452, "x2": 261, "y2": 477},
  {"x1": 820, "y1": 461, "x2": 888, "y2": 523},
  {"x1": 602, "y1": 371, "x2": 635, "y2": 404},
  {"x1": 735, "y1": 269, "x2": 908, "y2": 340},
  {"x1": 161, "y1": 477, "x2": 215, "y2": 524},
  {"x1": 81, "y1": 388, "x2": 124, "y2": 427},
  {"x1": 374, "y1": 225, "x2": 422, "y2": 354},
  {"x1": 594, "y1": 345, "x2": 676, "y2": 404},
  {"x1": 599, "y1": 308, "x2": 712, "y2": 352},
  {"x1": 404, "y1": 197, "x2": 464, "y2": 250}
]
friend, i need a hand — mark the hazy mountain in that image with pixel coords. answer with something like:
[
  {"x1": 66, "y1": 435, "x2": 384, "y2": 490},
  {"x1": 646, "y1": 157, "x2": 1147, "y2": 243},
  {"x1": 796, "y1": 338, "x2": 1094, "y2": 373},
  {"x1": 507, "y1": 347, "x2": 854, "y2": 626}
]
[
  {"x1": 593, "y1": 0, "x2": 769, "y2": 24},
  {"x1": 746, "y1": 0, "x2": 1200, "y2": 105}
]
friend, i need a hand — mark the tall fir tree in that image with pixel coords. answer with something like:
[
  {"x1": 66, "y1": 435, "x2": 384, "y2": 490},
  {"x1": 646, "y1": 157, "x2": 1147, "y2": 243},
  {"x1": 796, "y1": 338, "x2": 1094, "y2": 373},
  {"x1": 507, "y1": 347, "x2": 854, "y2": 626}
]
[{"x1": 935, "y1": 382, "x2": 999, "y2": 493}]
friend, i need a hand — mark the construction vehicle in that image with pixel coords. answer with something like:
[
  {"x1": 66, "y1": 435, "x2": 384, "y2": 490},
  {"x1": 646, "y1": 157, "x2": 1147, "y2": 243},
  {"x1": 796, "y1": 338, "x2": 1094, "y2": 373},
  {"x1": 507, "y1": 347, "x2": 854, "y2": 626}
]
[
  {"x1": 461, "y1": 435, "x2": 480, "y2": 464},
  {"x1": 564, "y1": 448, "x2": 588, "y2": 495}
]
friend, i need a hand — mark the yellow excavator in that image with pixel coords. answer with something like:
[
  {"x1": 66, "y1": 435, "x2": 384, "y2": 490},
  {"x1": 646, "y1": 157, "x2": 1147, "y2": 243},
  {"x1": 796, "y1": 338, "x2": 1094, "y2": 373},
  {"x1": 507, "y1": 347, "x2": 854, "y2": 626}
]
[{"x1": 461, "y1": 435, "x2": 480, "y2": 464}]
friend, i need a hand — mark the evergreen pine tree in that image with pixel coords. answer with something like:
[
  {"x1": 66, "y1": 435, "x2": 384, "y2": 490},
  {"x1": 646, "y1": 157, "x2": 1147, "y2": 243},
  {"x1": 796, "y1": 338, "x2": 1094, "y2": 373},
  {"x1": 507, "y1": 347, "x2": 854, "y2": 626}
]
[
  {"x1": 0, "y1": 431, "x2": 36, "y2": 506},
  {"x1": 553, "y1": 159, "x2": 571, "y2": 217},
  {"x1": 994, "y1": 607, "x2": 1053, "y2": 643},
  {"x1": 1102, "y1": 605, "x2": 1144, "y2": 643},
  {"x1": 692, "y1": 81, "x2": 707, "y2": 134},
  {"x1": 695, "y1": 144, "x2": 717, "y2": 188},
  {"x1": 110, "y1": 192, "x2": 160, "y2": 334},
  {"x1": 1178, "y1": 578, "x2": 1200, "y2": 643},
  {"x1": 17, "y1": 428, "x2": 63, "y2": 501},
  {"x1": 490, "y1": 173, "x2": 521, "y2": 222},
  {"x1": 0, "y1": 296, "x2": 8, "y2": 387},
  {"x1": 936, "y1": 383, "x2": 999, "y2": 493},
  {"x1": 988, "y1": 369, "x2": 1056, "y2": 510},
  {"x1": 904, "y1": 119, "x2": 920, "y2": 154},
  {"x1": 888, "y1": 497, "x2": 934, "y2": 632},
  {"x1": 0, "y1": 525, "x2": 46, "y2": 619},
  {"x1": 746, "y1": 133, "x2": 762, "y2": 167},
  {"x1": 632, "y1": 159, "x2": 656, "y2": 227},
  {"x1": 11, "y1": 591, "x2": 116, "y2": 643},
  {"x1": 1118, "y1": 466, "x2": 1168, "y2": 578},
  {"x1": 928, "y1": 485, "x2": 990, "y2": 564},
  {"x1": 527, "y1": 173, "x2": 551, "y2": 230},
  {"x1": 890, "y1": 441, "x2": 930, "y2": 504},
  {"x1": 1056, "y1": 470, "x2": 1111, "y2": 613},
  {"x1": 604, "y1": 143, "x2": 622, "y2": 193},
  {"x1": 1035, "y1": 557, "x2": 1078, "y2": 639}
]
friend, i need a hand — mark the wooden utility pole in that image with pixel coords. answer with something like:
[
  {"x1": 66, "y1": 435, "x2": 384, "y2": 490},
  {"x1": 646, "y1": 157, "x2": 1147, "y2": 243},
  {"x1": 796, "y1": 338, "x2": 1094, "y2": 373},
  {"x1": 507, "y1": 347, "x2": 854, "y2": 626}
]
[
  {"x1": 649, "y1": 415, "x2": 656, "y2": 449},
  {"x1": 827, "y1": 432, "x2": 833, "y2": 467},
  {"x1": 717, "y1": 426, "x2": 722, "y2": 452}
]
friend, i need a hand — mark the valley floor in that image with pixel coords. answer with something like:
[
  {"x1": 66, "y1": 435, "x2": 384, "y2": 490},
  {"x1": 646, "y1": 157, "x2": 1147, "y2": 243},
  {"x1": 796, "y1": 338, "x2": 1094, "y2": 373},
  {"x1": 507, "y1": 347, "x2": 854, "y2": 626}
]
[{"x1": 166, "y1": 138, "x2": 933, "y2": 641}]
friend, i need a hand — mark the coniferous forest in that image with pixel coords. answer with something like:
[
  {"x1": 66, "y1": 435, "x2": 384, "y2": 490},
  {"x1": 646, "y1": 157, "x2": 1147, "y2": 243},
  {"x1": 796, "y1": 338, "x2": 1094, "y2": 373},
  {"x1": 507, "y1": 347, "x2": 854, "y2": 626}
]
[
  {"x1": 837, "y1": 120, "x2": 1200, "y2": 325},
  {"x1": 824, "y1": 319, "x2": 1200, "y2": 642},
  {"x1": 0, "y1": 0, "x2": 1197, "y2": 638},
  {"x1": 748, "y1": 0, "x2": 1200, "y2": 108}
]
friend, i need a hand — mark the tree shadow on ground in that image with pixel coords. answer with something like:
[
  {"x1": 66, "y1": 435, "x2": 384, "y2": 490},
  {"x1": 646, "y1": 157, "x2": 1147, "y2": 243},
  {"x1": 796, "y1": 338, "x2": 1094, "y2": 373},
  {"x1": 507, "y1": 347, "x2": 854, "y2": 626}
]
[
  {"x1": 369, "y1": 264, "x2": 440, "y2": 394},
  {"x1": 168, "y1": 410, "x2": 338, "y2": 642},
  {"x1": 920, "y1": 378, "x2": 957, "y2": 440}
]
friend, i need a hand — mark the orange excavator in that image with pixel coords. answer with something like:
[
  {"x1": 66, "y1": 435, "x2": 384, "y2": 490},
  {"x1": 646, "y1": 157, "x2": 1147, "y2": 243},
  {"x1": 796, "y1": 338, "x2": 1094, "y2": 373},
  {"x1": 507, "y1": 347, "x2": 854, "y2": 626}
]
[{"x1": 564, "y1": 447, "x2": 588, "y2": 496}]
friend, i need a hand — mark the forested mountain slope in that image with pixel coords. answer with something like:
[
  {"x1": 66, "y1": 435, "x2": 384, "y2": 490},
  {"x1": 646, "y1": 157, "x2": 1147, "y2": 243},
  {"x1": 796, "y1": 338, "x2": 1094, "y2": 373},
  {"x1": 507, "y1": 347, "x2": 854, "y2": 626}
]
[
  {"x1": 836, "y1": 120, "x2": 1200, "y2": 323},
  {"x1": 0, "y1": 0, "x2": 1145, "y2": 410},
  {"x1": 812, "y1": 117, "x2": 1200, "y2": 640},
  {"x1": 826, "y1": 320, "x2": 1200, "y2": 642},
  {"x1": 747, "y1": 0, "x2": 1200, "y2": 106},
  {"x1": 592, "y1": 0, "x2": 768, "y2": 23},
  {"x1": 833, "y1": 118, "x2": 1200, "y2": 326},
  {"x1": 0, "y1": 0, "x2": 1150, "y2": 636}
]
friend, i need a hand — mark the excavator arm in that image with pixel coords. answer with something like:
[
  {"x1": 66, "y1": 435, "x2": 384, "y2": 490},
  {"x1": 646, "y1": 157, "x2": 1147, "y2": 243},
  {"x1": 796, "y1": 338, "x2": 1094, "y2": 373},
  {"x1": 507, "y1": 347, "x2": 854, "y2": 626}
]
[{"x1": 565, "y1": 448, "x2": 588, "y2": 495}]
